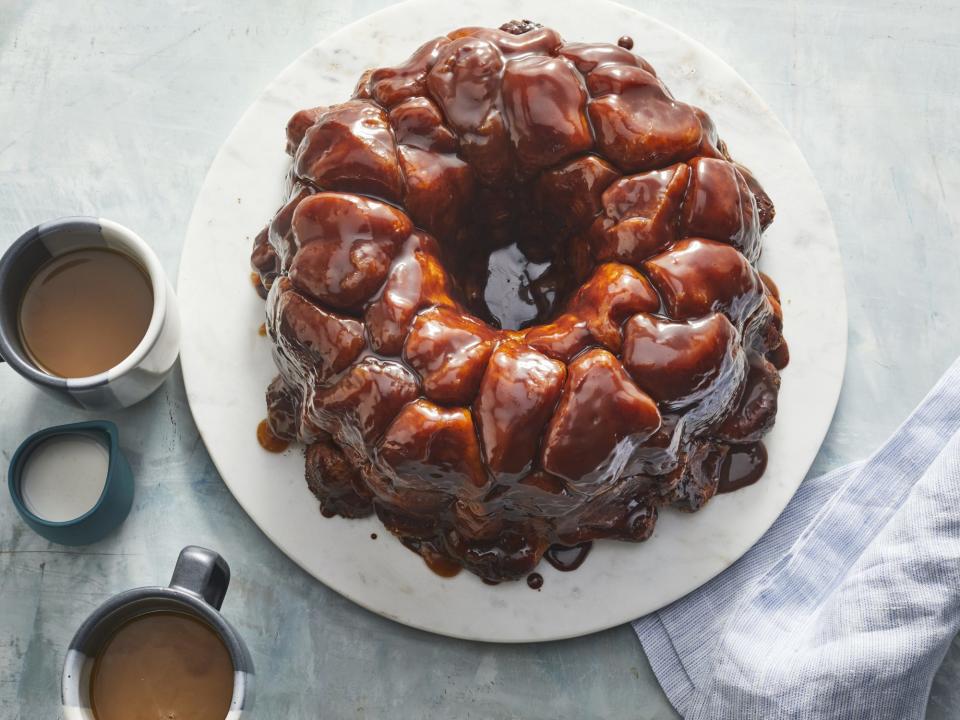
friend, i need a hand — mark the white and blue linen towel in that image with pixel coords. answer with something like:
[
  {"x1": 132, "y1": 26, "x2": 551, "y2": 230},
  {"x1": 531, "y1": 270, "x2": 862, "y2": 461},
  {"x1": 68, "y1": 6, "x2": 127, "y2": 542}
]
[{"x1": 634, "y1": 357, "x2": 960, "y2": 719}]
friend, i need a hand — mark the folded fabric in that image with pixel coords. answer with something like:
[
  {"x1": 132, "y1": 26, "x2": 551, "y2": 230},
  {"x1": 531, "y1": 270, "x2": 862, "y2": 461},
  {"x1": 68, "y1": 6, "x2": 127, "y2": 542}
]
[{"x1": 633, "y1": 357, "x2": 960, "y2": 720}]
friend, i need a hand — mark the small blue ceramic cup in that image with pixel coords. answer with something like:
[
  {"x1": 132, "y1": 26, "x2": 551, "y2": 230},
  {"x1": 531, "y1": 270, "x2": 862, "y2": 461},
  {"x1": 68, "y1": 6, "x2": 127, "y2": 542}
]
[
  {"x1": 61, "y1": 546, "x2": 254, "y2": 720},
  {"x1": 0, "y1": 216, "x2": 180, "y2": 409},
  {"x1": 7, "y1": 420, "x2": 134, "y2": 546}
]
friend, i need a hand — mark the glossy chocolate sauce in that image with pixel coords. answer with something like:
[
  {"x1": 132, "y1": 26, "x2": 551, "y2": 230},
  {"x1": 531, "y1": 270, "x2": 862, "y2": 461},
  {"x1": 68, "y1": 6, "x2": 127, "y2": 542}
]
[
  {"x1": 544, "y1": 542, "x2": 593, "y2": 572},
  {"x1": 717, "y1": 442, "x2": 768, "y2": 494}
]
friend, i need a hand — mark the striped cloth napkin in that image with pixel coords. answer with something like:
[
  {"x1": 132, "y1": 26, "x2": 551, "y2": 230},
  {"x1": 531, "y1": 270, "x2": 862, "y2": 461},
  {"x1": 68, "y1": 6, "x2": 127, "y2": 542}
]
[{"x1": 633, "y1": 357, "x2": 960, "y2": 719}]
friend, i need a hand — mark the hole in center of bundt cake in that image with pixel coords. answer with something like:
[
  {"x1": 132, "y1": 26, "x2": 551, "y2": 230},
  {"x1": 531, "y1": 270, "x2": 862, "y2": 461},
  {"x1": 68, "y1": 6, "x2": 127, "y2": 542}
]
[{"x1": 438, "y1": 200, "x2": 584, "y2": 331}]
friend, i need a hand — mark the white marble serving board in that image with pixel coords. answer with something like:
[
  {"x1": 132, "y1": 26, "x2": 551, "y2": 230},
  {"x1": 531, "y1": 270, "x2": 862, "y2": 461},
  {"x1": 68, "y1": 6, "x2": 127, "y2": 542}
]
[{"x1": 178, "y1": 0, "x2": 846, "y2": 642}]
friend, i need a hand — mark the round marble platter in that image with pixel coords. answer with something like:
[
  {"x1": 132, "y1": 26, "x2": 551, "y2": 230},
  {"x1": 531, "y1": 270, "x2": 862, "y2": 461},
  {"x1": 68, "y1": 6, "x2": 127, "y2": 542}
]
[{"x1": 179, "y1": 0, "x2": 847, "y2": 642}]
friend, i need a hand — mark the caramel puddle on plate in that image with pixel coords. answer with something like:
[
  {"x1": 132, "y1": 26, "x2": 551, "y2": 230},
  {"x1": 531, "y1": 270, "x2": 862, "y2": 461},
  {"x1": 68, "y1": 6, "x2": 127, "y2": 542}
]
[
  {"x1": 256, "y1": 419, "x2": 289, "y2": 453},
  {"x1": 544, "y1": 542, "x2": 593, "y2": 572},
  {"x1": 717, "y1": 442, "x2": 768, "y2": 494}
]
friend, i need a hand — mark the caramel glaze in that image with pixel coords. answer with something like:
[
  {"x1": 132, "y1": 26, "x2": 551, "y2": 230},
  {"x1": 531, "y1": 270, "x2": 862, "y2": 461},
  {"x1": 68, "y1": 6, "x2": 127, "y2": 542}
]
[
  {"x1": 251, "y1": 271, "x2": 268, "y2": 299},
  {"x1": 256, "y1": 419, "x2": 290, "y2": 453},
  {"x1": 250, "y1": 21, "x2": 789, "y2": 583},
  {"x1": 404, "y1": 539, "x2": 463, "y2": 578}
]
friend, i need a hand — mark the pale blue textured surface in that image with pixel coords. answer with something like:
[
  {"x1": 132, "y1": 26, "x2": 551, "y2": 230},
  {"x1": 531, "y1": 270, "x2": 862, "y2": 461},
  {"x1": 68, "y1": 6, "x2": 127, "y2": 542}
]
[
  {"x1": 635, "y1": 358, "x2": 960, "y2": 718},
  {"x1": 1, "y1": 1, "x2": 959, "y2": 717}
]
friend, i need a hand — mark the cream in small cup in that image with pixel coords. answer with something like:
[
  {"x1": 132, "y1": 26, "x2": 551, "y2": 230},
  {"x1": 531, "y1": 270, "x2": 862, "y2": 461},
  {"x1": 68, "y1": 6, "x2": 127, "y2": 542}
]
[{"x1": 0, "y1": 217, "x2": 180, "y2": 409}]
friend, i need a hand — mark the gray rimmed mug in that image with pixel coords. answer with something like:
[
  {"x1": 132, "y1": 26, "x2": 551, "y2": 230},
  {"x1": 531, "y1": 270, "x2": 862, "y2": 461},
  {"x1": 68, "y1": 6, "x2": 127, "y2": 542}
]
[
  {"x1": 0, "y1": 217, "x2": 180, "y2": 409},
  {"x1": 62, "y1": 546, "x2": 254, "y2": 719}
]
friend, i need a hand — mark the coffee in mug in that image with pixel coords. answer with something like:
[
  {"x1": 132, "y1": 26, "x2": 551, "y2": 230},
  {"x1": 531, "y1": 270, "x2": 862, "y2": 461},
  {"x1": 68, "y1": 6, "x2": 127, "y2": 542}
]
[
  {"x1": 61, "y1": 546, "x2": 253, "y2": 720},
  {"x1": 18, "y1": 247, "x2": 154, "y2": 378},
  {"x1": 89, "y1": 611, "x2": 234, "y2": 720}
]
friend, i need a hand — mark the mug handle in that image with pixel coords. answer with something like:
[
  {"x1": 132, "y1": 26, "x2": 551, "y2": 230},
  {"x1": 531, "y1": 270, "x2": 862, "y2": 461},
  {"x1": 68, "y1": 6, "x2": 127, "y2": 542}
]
[{"x1": 169, "y1": 545, "x2": 231, "y2": 610}]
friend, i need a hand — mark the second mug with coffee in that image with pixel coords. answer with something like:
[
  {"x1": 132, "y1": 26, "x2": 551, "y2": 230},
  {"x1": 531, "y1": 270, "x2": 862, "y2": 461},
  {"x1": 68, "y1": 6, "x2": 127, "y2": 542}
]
[{"x1": 62, "y1": 546, "x2": 254, "y2": 720}]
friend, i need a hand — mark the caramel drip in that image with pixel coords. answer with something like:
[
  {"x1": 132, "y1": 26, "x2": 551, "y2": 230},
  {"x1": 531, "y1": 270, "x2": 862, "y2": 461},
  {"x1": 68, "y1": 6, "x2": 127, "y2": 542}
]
[{"x1": 256, "y1": 419, "x2": 290, "y2": 453}]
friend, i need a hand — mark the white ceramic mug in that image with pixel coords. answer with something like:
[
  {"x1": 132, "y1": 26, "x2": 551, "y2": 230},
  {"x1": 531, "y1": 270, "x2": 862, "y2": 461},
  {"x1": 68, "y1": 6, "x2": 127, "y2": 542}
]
[{"x1": 0, "y1": 217, "x2": 180, "y2": 409}]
